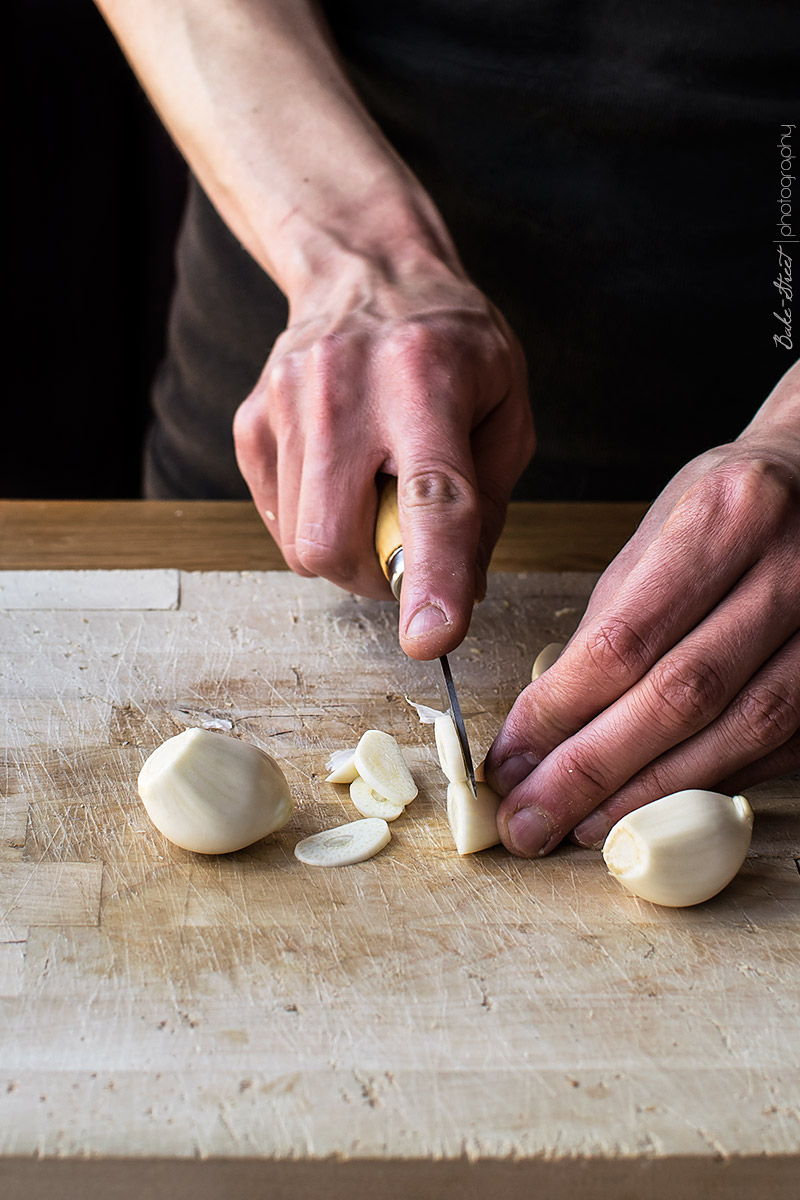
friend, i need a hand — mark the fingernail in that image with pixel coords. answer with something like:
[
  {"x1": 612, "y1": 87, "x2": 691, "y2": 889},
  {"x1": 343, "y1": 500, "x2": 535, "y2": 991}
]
[
  {"x1": 572, "y1": 811, "x2": 611, "y2": 848},
  {"x1": 493, "y1": 751, "x2": 539, "y2": 795},
  {"x1": 405, "y1": 604, "x2": 448, "y2": 639},
  {"x1": 506, "y1": 806, "x2": 555, "y2": 857}
]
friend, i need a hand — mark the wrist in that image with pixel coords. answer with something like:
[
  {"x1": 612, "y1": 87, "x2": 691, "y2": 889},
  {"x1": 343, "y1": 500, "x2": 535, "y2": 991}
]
[{"x1": 266, "y1": 169, "x2": 465, "y2": 314}]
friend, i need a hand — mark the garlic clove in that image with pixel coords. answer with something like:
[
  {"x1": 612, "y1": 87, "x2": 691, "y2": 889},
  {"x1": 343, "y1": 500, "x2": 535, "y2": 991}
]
[
  {"x1": 354, "y1": 729, "x2": 418, "y2": 805},
  {"x1": 447, "y1": 780, "x2": 502, "y2": 855},
  {"x1": 324, "y1": 748, "x2": 359, "y2": 784},
  {"x1": 435, "y1": 713, "x2": 468, "y2": 784},
  {"x1": 294, "y1": 818, "x2": 391, "y2": 866},
  {"x1": 349, "y1": 776, "x2": 405, "y2": 821},
  {"x1": 531, "y1": 641, "x2": 565, "y2": 682},
  {"x1": 602, "y1": 789, "x2": 754, "y2": 907},
  {"x1": 137, "y1": 727, "x2": 293, "y2": 855}
]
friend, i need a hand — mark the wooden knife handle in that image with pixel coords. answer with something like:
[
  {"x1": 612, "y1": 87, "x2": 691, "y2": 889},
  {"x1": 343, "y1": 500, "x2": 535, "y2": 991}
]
[{"x1": 374, "y1": 475, "x2": 404, "y2": 598}]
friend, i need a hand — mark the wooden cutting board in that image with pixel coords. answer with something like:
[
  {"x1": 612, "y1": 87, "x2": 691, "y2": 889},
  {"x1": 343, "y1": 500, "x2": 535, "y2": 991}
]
[{"x1": 1, "y1": 569, "x2": 798, "y2": 1199}]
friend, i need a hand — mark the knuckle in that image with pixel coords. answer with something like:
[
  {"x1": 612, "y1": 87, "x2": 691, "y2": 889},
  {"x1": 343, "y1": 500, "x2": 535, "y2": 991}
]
[
  {"x1": 718, "y1": 458, "x2": 793, "y2": 528},
  {"x1": 307, "y1": 332, "x2": 344, "y2": 380},
  {"x1": 293, "y1": 523, "x2": 363, "y2": 585},
  {"x1": 554, "y1": 744, "x2": 616, "y2": 802},
  {"x1": 584, "y1": 615, "x2": 654, "y2": 683},
  {"x1": 385, "y1": 319, "x2": 444, "y2": 361},
  {"x1": 266, "y1": 352, "x2": 301, "y2": 399},
  {"x1": 735, "y1": 680, "x2": 800, "y2": 748},
  {"x1": 232, "y1": 400, "x2": 256, "y2": 449},
  {"x1": 639, "y1": 758, "x2": 681, "y2": 803},
  {"x1": 293, "y1": 526, "x2": 342, "y2": 576},
  {"x1": 400, "y1": 468, "x2": 477, "y2": 515},
  {"x1": 504, "y1": 690, "x2": 570, "y2": 756},
  {"x1": 278, "y1": 541, "x2": 314, "y2": 579},
  {"x1": 664, "y1": 456, "x2": 794, "y2": 540},
  {"x1": 647, "y1": 654, "x2": 729, "y2": 729}
]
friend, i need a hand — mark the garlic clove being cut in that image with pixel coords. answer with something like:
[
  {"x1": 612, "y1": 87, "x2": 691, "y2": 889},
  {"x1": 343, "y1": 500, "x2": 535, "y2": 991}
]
[
  {"x1": 602, "y1": 789, "x2": 754, "y2": 907},
  {"x1": 349, "y1": 776, "x2": 405, "y2": 821},
  {"x1": 531, "y1": 641, "x2": 565, "y2": 682},
  {"x1": 435, "y1": 713, "x2": 468, "y2": 784},
  {"x1": 294, "y1": 818, "x2": 391, "y2": 866},
  {"x1": 447, "y1": 780, "x2": 502, "y2": 855},
  {"x1": 354, "y1": 729, "x2": 417, "y2": 804},
  {"x1": 137, "y1": 727, "x2": 293, "y2": 854},
  {"x1": 324, "y1": 748, "x2": 359, "y2": 784}
]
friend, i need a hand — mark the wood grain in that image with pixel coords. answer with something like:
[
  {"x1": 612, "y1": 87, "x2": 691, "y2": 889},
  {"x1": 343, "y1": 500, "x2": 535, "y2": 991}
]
[
  {"x1": 1, "y1": 569, "x2": 798, "y2": 1198},
  {"x1": 0, "y1": 863, "x2": 103, "y2": 926},
  {"x1": 0, "y1": 500, "x2": 649, "y2": 572}
]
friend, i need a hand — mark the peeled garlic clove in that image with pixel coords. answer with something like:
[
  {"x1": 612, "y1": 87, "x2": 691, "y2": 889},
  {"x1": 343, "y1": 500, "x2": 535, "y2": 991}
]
[
  {"x1": 324, "y1": 748, "x2": 358, "y2": 784},
  {"x1": 354, "y1": 729, "x2": 417, "y2": 804},
  {"x1": 531, "y1": 641, "x2": 565, "y2": 681},
  {"x1": 435, "y1": 713, "x2": 468, "y2": 784},
  {"x1": 294, "y1": 818, "x2": 391, "y2": 866},
  {"x1": 137, "y1": 727, "x2": 293, "y2": 854},
  {"x1": 603, "y1": 789, "x2": 754, "y2": 907},
  {"x1": 349, "y1": 776, "x2": 405, "y2": 821},
  {"x1": 447, "y1": 780, "x2": 501, "y2": 855}
]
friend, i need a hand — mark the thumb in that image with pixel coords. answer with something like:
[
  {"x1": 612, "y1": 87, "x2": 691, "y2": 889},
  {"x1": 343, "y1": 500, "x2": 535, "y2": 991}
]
[{"x1": 396, "y1": 457, "x2": 482, "y2": 661}]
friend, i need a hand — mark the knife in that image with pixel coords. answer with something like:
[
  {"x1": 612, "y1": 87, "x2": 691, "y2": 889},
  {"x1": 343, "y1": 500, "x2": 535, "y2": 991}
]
[{"x1": 374, "y1": 475, "x2": 477, "y2": 797}]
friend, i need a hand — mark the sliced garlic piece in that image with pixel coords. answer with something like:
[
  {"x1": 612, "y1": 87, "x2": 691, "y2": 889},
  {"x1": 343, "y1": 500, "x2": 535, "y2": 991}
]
[
  {"x1": 294, "y1": 818, "x2": 391, "y2": 866},
  {"x1": 531, "y1": 641, "x2": 565, "y2": 681},
  {"x1": 137, "y1": 727, "x2": 293, "y2": 855},
  {"x1": 324, "y1": 748, "x2": 358, "y2": 784},
  {"x1": 603, "y1": 789, "x2": 754, "y2": 907},
  {"x1": 349, "y1": 776, "x2": 405, "y2": 821},
  {"x1": 354, "y1": 729, "x2": 417, "y2": 804},
  {"x1": 435, "y1": 713, "x2": 468, "y2": 784},
  {"x1": 406, "y1": 698, "x2": 446, "y2": 724},
  {"x1": 447, "y1": 780, "x2": 501, "y2": 855}
]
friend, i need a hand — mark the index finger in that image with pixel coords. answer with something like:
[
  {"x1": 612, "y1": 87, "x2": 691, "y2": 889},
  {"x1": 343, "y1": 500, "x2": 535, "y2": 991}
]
[{"x1": 486, "y1": 468, "x2": 770, "y2": 786}]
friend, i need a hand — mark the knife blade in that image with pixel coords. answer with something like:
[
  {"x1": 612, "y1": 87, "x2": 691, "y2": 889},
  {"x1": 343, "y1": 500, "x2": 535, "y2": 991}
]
[{"x1": 374, "y1": 475, "x2": 477, "y2": 796}]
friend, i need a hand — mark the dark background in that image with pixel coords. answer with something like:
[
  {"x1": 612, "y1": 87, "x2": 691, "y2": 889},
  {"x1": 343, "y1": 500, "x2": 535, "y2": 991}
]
[
  {"x1": 8, "y1": 3, "x2": 796, "y2": 503},
  {"x1": 9, "y1": 1, "x2": 187, "y2": 499}
]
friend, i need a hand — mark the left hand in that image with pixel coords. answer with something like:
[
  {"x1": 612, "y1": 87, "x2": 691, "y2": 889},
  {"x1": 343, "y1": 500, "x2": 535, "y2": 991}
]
[{"x1": 485, "y1": 362, "x2": 800, "y2": 857}]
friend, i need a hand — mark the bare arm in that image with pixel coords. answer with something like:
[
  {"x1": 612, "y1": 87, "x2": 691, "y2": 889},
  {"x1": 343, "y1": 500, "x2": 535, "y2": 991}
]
[{"x1": 95, "y1": 0, "x2": 534, "y2": 655}]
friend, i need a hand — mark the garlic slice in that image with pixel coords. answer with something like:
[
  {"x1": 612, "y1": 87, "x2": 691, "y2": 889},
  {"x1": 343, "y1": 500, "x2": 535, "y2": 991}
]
[
  {"x1": 603, "y1": 789, "x2": 754, "y2": 907},
  {"x1": 405, "y1": 698, "x2": 445, "y2": 724},
  {"x1": 137, "y1": 727, "x2": 293, "y2": 854},
  {"x1": 447, "y1": 780, "x2": 501, "y2": 855},
  {"x1": 294, "y1": 818, "x2": 391, "y2": 866},
  {"x1": 435, "y1": 713, "x2": 468, "y2": 784},
  {"x1": 531, "y1": 641, "x2": 565, "y2": 681},
  {"x1": 324, "y1": 748, "x2": 359, "y2": 784},
  {"x1": 349, "y1": 776, "x2": 405, "y2": 821},
  {"x1": 354, "y1": 729, "x2": 418, "y2": 804}
]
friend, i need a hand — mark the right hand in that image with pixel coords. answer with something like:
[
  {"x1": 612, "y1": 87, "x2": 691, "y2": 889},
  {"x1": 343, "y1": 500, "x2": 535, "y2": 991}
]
[{"x1": 233, "y1": 254, "x2": 534, "y2": 660}]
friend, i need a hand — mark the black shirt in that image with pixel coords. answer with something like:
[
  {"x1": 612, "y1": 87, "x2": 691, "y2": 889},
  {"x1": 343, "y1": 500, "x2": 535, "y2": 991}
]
[{"x1": 145, "y1": 0, "x2": 799, "y2": 501}]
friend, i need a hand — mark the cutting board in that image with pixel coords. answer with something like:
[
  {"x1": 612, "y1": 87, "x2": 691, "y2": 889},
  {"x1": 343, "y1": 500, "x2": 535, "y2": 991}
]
[{"x1": 1, "y1": 569, "x2": 798, "y2": 1200}]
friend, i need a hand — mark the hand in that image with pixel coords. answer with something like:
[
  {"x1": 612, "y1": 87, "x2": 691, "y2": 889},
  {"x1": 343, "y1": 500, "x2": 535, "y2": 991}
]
[
  {"x1": 485, "y1": 376, "x2": 800, "y2": 857},
  {"x1": 234, "y1": 255, "x2": 534, "y2": 660}
]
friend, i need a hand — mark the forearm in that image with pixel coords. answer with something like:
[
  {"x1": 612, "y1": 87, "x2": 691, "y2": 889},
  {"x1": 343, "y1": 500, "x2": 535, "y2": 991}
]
[
  {"x1": 95, "y1": 0, "x2": 459, "y2": 306},
  {"x1": 740, "y1": 358, "x2": 800, "y2": 443}
]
